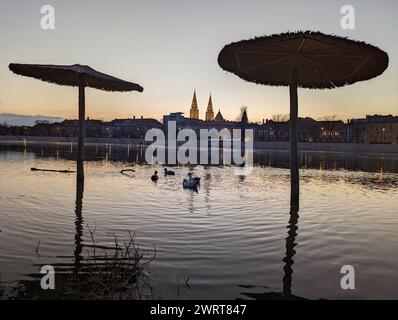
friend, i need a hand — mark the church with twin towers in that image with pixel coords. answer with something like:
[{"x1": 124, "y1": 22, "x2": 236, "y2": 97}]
[{"x1": 189, "y1": 90, "x2": 224, "y2": 122}]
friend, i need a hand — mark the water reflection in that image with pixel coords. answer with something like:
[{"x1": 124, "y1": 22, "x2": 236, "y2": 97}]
[
  {"x1": 239, "y1": 205, "x2": 305, "y2": 300},
  {"x1": 73, "y1": 162, "x2": 84, "y2": 272},
  {"x1": 1, "y1": 142, "x2": 397, "y2": 299},
  {"x1": 2, "y1": 165, "x2": 153, "y2": 299},
  {"x1": 343, "y1": 174, "x2": 398, "y2": 191},
  {"x1": 1, "y1": 143, "x2": 397, "y2": 173},
  {"x1": 0, "y1": 142, "x2": 156, "y2": 299},
  {"x1": 282, "y1": 207, "x2": 299, "y2": 298}
]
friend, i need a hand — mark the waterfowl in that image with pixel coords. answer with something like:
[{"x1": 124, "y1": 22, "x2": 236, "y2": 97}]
[
  {"x1": 187, "y1": 172, "x2": 201, "y2": 184},
  {"x1": 164, "y1": 168, "x2": 175, "y2": 176},
  {"x1": 183, "y1": 178, "x2": 199, "y2": 189},
  {"x1": 120, "y1": 169, "x2": 135, "y2": 174},
  {"x1": 151, "y1": 171, "x2": 159, "y2": 182},
  {"x1": 183, "y1": 173, "x2": 200, "y2": 189}
]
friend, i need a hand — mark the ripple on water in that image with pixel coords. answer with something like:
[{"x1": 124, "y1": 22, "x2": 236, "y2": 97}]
[{"x1": 0, "y1": 154, "x2": 398, "y2": 299}]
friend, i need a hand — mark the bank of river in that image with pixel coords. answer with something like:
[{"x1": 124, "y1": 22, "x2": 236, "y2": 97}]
[{"x1": 1, "y1": 135, "x2": 398, "y2": 154}]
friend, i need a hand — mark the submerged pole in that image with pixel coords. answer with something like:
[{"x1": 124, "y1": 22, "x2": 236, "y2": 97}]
[{"x1": 289, "y1": 67, "x2": 299, "y2": 210}]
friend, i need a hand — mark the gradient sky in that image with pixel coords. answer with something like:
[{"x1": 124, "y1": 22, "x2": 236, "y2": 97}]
[{"x1": 0, "y1": 0, "x2": 397, "y2": 123}]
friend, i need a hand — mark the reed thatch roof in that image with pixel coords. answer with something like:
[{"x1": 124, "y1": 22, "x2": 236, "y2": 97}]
[
  {"x1": 218, "y1": 31, "x2": 389, "y2": 89},
  {"x1": 9, "y1": 63, "x2": 143, "y2": 92}
]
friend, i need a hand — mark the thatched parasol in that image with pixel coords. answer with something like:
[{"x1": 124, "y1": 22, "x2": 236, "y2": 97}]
[
  {"x1": 9, "y1": 64, "x2": 144, "y2": 92},
  {"x1": 218, "y1": 31, "x2": 389, "y2": 209},
  {"x1": 9, "y1": 63, "x2": 143, "y2": 182}
]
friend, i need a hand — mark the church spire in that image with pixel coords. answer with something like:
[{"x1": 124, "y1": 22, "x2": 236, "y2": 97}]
[
  {"x1": 205, "y1": 93, "x2": 214, "y2": 121},
  {"x1": 214, "y1": 109, "x2": 225, "y2": 121},
  {"x1": 190, "y1": 90, "x2": 199, "y2": 119}
]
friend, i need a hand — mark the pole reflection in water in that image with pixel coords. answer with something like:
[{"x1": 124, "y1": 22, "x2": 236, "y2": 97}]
[
  {"x1": 239, "y1": 192, "x2": 304, "y2": 300},
  {"x1": 74, "y1": 157, "x2": 84, "y2": 273},
  {"x1": 282, "y1": 205, "x2": 299, "y2": 298}
]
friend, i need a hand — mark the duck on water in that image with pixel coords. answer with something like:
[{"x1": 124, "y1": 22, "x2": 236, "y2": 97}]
[
  {"x1": 164, "y1": 168, "x2": 175, "y2": 176},
  {"x1": 151, "y1": 171, "x2": 159, "y2": 182}
]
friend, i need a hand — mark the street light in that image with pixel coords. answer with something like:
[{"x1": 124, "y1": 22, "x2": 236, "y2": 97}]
[{"x1": 382, "y1": 128, "x2": 386, "y2": 144}]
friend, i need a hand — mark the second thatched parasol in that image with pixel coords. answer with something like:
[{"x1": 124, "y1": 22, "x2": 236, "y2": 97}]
[
  {"x1": 218, "y1": 31, "x2": 389, "y2": 209},
  {"x1": 9, "y1": 63, "x2": 144, "y2": 182}
]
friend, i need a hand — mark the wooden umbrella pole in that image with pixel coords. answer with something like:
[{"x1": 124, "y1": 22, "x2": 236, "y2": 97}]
[
  {"x1": 77, "y1": 82, "x2": 85, "y2": 184},
  {"x1": 289, "y1": 66, "x2": 299, "y2": 210}
]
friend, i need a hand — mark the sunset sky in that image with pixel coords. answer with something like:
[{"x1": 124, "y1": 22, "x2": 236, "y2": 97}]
[{"x1": 0, "y1": 0, "x2": 397, "y2": 123}]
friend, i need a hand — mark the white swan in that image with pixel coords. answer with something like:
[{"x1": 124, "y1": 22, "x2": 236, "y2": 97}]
[{"x1": 183, "y1": 173, "x2": 200, "y2": 189}]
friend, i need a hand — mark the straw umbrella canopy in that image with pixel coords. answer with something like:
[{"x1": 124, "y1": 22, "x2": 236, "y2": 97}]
[
  {"x1": 218, "y1": 31, "x2": 389, "y2": 209},
  {"x1": 9, "y1": 63, "x2": 143, "y2": 181}
]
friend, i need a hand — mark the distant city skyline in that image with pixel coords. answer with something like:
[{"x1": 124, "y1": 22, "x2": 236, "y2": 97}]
[
  {"x1": 0, "y1": 0, "x2": 397, "y2": 122},
  {"x1": 2, "y1": 108, "x2": 398, "y2": 128}
]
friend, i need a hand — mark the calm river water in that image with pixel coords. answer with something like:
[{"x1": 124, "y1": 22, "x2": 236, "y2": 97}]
[{"x1": 0, "y1": 143, "x2": 397, "y2": 299}]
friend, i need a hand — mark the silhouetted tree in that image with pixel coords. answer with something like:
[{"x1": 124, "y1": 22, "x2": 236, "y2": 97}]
[
  {"x1": 236, "y1": 106, "x2": 248, "y2": 122},
  {"x1": 271, "y1": 114, "x2": 289, "y2": 141},
  {"x1": 272, "y1": 114, "x2": 289, "y2": 122},
  {"x1": 35, "y1": 119, "x2": 50, "y2": 125},
  {"x1": 318, "y1": 115, "x2": 339, "y2": 142}
]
